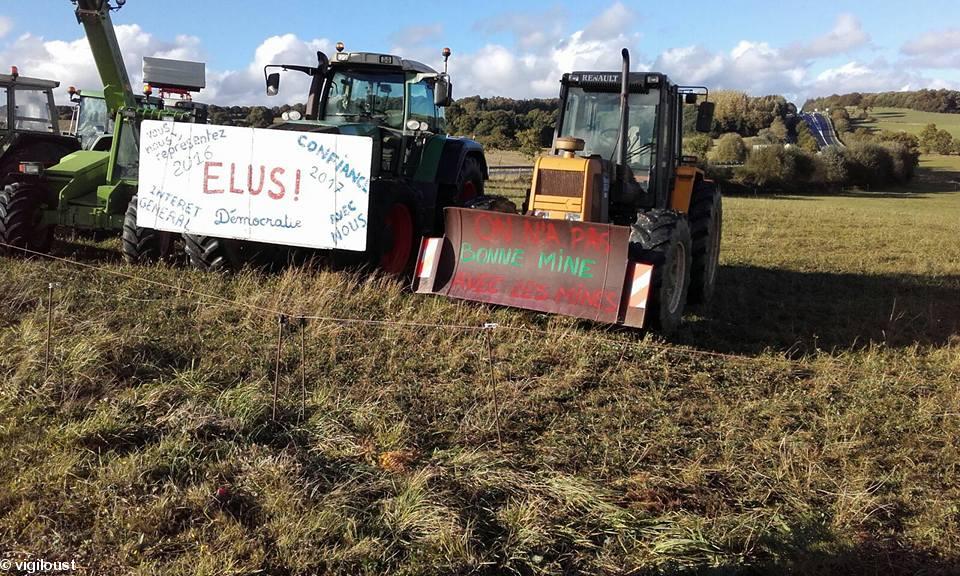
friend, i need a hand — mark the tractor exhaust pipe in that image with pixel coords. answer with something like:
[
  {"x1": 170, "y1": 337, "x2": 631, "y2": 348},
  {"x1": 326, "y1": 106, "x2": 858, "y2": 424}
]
[{"x1": 618, "y1": 48, "x2": 630, "y2": 188}]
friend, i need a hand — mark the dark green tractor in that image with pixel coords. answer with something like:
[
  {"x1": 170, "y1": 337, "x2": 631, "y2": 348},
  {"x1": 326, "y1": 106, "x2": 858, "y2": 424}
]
[
  {"x1": 184, "y1": 45, "x2": 489, "y2": 274},
  {"x1": 0, "y1": 69, "x2": 81, "y2": 189}
]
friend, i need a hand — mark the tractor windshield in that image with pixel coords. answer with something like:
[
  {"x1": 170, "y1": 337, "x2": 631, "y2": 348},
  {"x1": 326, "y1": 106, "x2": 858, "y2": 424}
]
[
  {"x1": 324, "y1": 70, "x2": 405, "y2": 129},
  {"x1": 12, "y1": 88, "x2": 56, "y2": 133},
  {"x1": 77, "y1": 95, "x2": 111, "y2": 149},
  {"x1": 559, "y1": 88, "x2": 659, "y2": 173}
]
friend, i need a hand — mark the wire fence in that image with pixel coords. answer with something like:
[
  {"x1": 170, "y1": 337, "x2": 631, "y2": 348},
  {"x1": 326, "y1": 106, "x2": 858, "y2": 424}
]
[{"x1": 1, "y1": 239, "x2": 888, "y2": 448}]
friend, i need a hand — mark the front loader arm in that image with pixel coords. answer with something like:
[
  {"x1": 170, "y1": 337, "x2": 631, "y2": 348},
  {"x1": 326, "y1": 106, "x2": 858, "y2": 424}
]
[{"x1": 73, "y1": 0, "x2": 137, "y2": 117}]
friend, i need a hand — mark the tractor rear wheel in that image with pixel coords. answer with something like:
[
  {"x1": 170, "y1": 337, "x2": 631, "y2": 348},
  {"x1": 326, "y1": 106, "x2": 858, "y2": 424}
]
[
  {"x1": 378, "y1": 201, "x2": 416, "y2": 275},
  {"x1": 456, "y1": 155, "x2": 485, "y2": 205},
  {"x1": 122, "y1": 195, "x2": 172, "y2": 264},
  {"x1": 0, "y1": 183, "x2": 52, "y2": 256},
  {"x1": 687, "y1": 181, "x2": 722, "y2": 305},
  {"x1": 629, "y1": 209, "x2": 692, "y2": 334}
]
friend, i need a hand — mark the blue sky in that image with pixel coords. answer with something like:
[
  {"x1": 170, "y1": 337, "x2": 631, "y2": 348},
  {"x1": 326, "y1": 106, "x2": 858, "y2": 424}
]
[{"x1": 1, "y1": 0, "x2": 958, "y2": 105}]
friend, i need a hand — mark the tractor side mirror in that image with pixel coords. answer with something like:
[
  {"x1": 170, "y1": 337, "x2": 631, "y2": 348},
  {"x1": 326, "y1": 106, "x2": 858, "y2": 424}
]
[
  {"x1": 538, "y1": 126, "x2": 554, "y2": 148},
  {"x1": 266, "y1": 72, "x2": 280, "y2": 96},
  {"x1": 696, "y1": 101, "x2": 715, "y2": 133},
  {"x1": 434, "y1": 76, "x2": 453, "y2": 107}
]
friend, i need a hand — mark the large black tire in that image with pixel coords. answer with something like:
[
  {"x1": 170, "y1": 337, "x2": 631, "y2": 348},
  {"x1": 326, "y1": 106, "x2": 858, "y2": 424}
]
[
  {"x1": 687, "y1": 181, "x2": 722, "y2": 305},
  {"x1": 455, "y1": 155, "x2": 485, "y2": 205},
  {"x1": 122, "y1": 195, "x2": 171, "y2": 264},
  {"x1": 629, "y1": 209, "x2": 692, "y2": 334},
  {"x1": 369, "y1": 190, "x2": 418, "y2": 275},
  {"x1": 0, "y1": 183, "x2": 52, "y2": 255},
  {"x1": 184, "y1": 234, "x2": 242, "y2": 272}
]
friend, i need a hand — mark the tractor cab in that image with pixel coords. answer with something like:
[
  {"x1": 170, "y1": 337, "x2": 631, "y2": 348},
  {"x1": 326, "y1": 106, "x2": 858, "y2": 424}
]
[
  {"x1": 0, "y1": 70, "x2": 63, "y2": 147},
  {"x1": 264, "y1": 44, "x2": 455, "y2": 179},
  {"x1": 533, "y1": 69, "x2": 714, "y2": 225}
]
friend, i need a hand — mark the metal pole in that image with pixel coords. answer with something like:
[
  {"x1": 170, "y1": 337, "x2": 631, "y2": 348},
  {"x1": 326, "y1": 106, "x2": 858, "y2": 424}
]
[
  {"x1": 272, "y1": 315, "x2": 286, "y2": 421},
  {"x1": 300, "y1": 317, "x2": 307, "y2": 422},
  {"x1": 483, "y1": 323, "x2": 502, "y2": 449},
  {"x1": 44, "y1": 282, "x2": 56, "y2": 383}
]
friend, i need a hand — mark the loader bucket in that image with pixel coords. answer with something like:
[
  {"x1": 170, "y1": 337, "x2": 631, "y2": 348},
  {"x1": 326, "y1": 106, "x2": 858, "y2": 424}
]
[{"x1": 414, "y1": 208, "x2": 653, "y2": 328}]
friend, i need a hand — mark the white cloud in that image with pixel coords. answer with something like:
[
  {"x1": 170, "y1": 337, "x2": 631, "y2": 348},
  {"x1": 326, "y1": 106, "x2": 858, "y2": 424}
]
[
  {"x1": 900, "y1": 28, "x2": 960, "y2": 69},
  {"x1": 902, "y1": 28, "x2": 960, "y2": 56},
  {"x1": 209, "y1": 33, "x2": 330, "y2": 105},
  {"x1": 0, "y1": 24, "x2": 204, "y2": 101},
  {"x1": 581, "y1": 2, "x2": 635, "y2": 41},
  {"x1": 0, "y1": 16, "x2": 12, "y2": 39},
  {"x1": 472, "y1": 7, "x2": 566, "y2": 51},
  {"x1": 789, "y1": 13, "x2": 869, "y2": 59},
  {"x1": 389, "y1": 24, "x2": 443, "y2": 47},
  {"x1": 0, "y1": 3, "x2": 954, "y2": 108},
  {"x1": 0, "y1": 25, "x2": 330, "y2": 107}
]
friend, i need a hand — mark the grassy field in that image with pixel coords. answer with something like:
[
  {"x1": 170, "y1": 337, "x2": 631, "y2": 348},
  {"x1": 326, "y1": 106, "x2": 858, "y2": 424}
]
[
  {"x1": 1, "y1": 158, "x2": 959, "y2": 574},
  {"x1": 854, "y1": 107, "x2": 960, "y2": 139}
]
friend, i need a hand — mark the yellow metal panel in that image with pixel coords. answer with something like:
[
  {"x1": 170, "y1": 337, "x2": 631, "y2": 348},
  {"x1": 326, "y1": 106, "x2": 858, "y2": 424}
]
[
  {"x1": 529, "y1": 155, "x2": 605, "y2": 223},
  {"x1": 671, "y1": 165, "x2": 700, "y2": 213}
]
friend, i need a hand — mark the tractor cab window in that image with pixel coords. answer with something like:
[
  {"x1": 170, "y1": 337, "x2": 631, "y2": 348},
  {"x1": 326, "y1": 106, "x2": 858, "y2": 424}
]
[
  {"x1": 13, "y1": 88, "x2": 55, "y2": 133},
  {"x1": 324, "y1": 70, "x2": 405, "y2": 129},
  {"x1": 77, "y1": 96, "x2": 110, "y2": 149},
  {"x1": 560, "y1": 88, "x2": 659, "y2": 174},
  {"x1": 407, "y1": 81, "x2": 437, "y2": 131}
]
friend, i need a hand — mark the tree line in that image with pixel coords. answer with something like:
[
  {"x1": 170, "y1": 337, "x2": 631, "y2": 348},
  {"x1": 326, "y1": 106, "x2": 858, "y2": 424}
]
[{"x1": 804, "y1": 89, "x2": 960, "y2": 115}]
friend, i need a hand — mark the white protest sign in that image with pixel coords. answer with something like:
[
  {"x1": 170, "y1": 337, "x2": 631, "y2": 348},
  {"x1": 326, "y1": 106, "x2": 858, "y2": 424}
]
[{"x1": 137, "y1": 120, "x2": 373, "y2": 251}]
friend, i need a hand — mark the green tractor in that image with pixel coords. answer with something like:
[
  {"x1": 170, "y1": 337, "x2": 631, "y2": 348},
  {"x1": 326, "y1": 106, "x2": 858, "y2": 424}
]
[
  {"x1": 0, "y1": 68, "x2": 81, "y2": 188},
  {"x1": 184, "y1": 43, "x2": 489, "y2": 274},
  {"x1": 0, "y1": 0, "x2": 205, "y2": 262}
]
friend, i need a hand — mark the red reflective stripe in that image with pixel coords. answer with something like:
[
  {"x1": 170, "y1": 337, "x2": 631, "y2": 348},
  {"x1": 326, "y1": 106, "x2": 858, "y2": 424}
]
[
  {"x1": 417, "y1": 237, "x2": 441, "y2": 279},
  {"x1": 628, "y1": 263, "x2": 653, "y2": 309}
]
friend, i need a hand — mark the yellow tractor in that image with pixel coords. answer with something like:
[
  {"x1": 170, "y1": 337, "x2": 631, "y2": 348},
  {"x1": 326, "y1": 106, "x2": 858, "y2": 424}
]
[{"x1": 414, "y1": 49, "x2": 721, "y2": 333}]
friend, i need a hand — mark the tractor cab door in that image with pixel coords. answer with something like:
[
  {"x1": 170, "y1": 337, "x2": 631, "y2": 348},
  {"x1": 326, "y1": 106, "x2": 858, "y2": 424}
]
[{"x1": 0, "y1": 85, "x2": 10, "y2": 148}]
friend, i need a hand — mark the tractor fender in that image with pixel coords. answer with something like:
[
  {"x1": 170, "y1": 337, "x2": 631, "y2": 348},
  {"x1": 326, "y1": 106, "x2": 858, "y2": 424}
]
[{"x1": 436, "y1": 137, "x2": 488, "y2": 187}]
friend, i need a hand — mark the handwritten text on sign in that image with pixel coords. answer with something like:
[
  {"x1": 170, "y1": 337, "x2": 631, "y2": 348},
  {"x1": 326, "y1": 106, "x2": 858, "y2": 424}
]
[
  {"x1": 424, "y1": 209, "x2": 632, "y2": 324},
  {"x1": 137, "y1": 120, "x2": 373, "y2": 251}
]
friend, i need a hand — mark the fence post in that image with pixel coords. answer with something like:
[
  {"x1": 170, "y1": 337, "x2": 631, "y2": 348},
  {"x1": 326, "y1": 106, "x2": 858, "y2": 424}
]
[
  {"x1": 483, "y1": 323, "x2": 502, "y2": 449},
  {"x1": 273, "y1": 315, "x2": 288, "y2": 421},
  {"x1": 43, "y1": 282, "x2": 60, "y2": 384},
  {"x1": 299, "y1": 317, "x2": 307, "y2": 422}
]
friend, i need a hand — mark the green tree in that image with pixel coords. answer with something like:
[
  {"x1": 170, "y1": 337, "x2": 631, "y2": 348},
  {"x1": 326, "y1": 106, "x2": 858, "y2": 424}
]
[
  {"x1": 769, "y1": 117, "x2": 788, "y2": 141},
  {"x1": 244, "y1": 106, "x2": 274, "y2": 128},
  {"x1": 742, "y1": 145, "x2": 784, "y2": 187},
  {"x1": 918, "y1": 123, "x2": 939, "y2": 153},
  {"x1": 932, "y1": 129, "x2": 955, "y2": 155},
  {"x1": 682, "y1": 134, "x2": 712, "y2": 160},
  {"x1": 818, "y1": 146, "x2": 848, "y2": 186},
  {"x1": 517, "y1": 128, "x2": 543, "y2": 159},
  {"x1": 711, "y1": 133, "x2": 747, "y2": 164},
  {"x1": 796, "y1": 121, "x2": 819, "y2": 153}
]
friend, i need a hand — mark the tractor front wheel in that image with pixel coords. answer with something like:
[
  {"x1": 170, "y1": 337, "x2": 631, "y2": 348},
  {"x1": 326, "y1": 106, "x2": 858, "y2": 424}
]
[
  {"x1": 629, "y1": 209, "x2": 692, "y2": 334},
  {"x1": 122, "y1": 195, "x2": 173, "y2": 264},
  {"x1": 184, "y1": 234, "x2": 242, "y2": 272},
  {"x1": 0, "y1": 183, "x2": 52, "y2": 256},
  {"x1": 687, "y1": 181, "x2": 722, "y2": 305}
]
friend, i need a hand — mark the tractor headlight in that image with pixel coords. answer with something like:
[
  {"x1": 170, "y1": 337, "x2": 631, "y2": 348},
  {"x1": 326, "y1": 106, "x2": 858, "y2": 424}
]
[
  {"x1": 532, "y1": 210, "x2": 550, "y2": 219},
  {"x1": 564, "y1": 213, "x2": 581, "y2": 222}
]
